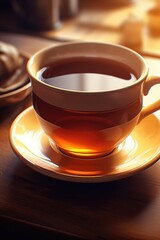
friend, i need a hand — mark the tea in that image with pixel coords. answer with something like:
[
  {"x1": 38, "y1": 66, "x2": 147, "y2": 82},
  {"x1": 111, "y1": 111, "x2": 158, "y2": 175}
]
[
  {"x1": 33, "y1": 57, "x2": 140, "y2": 157},
  {"x1": 37, "y1": 57, "x2": 137, "y2": 91},
  {"x1": 33, "y1": 94, "x2": 140, "y2": 157}
]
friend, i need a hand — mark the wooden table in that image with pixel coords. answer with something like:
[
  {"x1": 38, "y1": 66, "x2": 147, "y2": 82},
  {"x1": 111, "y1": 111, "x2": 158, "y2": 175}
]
[
  {"x1": 0, "y1": 33, "x2": 160, "y2": 240},
  {"x1": 1, "y1": 1, "x2": 160, "y2": 238}
]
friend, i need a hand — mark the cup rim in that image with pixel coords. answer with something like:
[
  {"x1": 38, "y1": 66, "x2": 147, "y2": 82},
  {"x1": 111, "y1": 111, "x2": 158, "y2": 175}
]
[{"x1": 27, "y1": 41, "x2": 149, "y2": 94}]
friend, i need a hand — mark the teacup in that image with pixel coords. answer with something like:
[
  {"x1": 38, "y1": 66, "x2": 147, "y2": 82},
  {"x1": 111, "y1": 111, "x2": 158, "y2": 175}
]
[{"x1": 27, "y1": 42, "x2": 160, "y2": 158}]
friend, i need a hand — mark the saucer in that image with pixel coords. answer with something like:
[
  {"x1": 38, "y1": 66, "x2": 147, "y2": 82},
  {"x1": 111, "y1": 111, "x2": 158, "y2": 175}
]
[
  {"x1": 0, "y1": 51, "x2": 31, "y2": 107},
  {"x1": 10, "y1": 106, "x2": 160, "y2": 183}
]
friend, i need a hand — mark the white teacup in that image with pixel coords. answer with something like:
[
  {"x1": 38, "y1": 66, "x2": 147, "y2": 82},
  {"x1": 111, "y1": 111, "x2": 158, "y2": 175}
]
[{"x1": 27, "y1": 42, "x2": 160, "y2": 158}]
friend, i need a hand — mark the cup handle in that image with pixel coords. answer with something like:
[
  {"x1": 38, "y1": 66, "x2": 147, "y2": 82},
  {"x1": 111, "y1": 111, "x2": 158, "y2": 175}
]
[{"x1": 138, "y1": 75, "x2": 160, "y2": 123}]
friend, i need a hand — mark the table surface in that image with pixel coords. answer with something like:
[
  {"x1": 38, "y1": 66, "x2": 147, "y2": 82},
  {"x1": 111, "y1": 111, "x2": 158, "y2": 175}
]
[{"x1": 1, "y1": 1, "x2": 160, "y2": 239}]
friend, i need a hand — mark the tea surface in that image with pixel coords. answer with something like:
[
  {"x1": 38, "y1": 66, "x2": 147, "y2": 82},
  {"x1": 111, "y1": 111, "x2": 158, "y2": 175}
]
[{"x1": 37, "y1": 57, "x2": 137, "y2": 92}]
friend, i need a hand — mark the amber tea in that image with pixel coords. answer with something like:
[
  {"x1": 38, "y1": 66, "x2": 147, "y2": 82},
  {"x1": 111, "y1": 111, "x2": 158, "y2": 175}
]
[{"x1": 34, "y1": 57, "x2": 140, "y2": 157}]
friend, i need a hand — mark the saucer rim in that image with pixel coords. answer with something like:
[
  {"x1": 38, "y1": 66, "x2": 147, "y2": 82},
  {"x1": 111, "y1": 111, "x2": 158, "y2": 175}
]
[{"x1": 10, "y1": 106, "x2": 160, "y2": 183}]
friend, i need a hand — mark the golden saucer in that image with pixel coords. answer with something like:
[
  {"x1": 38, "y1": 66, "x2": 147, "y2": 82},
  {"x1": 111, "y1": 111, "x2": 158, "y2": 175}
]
[
  {"x1": 10, "y1": 106, "x2": 160, "y2": 183},
  {"x1": 0, "y1": 51, "x2": 31, "y2": 107}
]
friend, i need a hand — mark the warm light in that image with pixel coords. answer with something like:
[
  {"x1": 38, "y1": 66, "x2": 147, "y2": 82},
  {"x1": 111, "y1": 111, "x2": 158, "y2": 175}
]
[{"x1": 16, "y1": 128, "x2": 51, "y2": 162}]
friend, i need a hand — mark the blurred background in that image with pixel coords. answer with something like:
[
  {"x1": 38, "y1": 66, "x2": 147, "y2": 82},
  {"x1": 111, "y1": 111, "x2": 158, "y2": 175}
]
[{"x1": 0, "y1": 0, "x2": 160, "y2": 54}]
